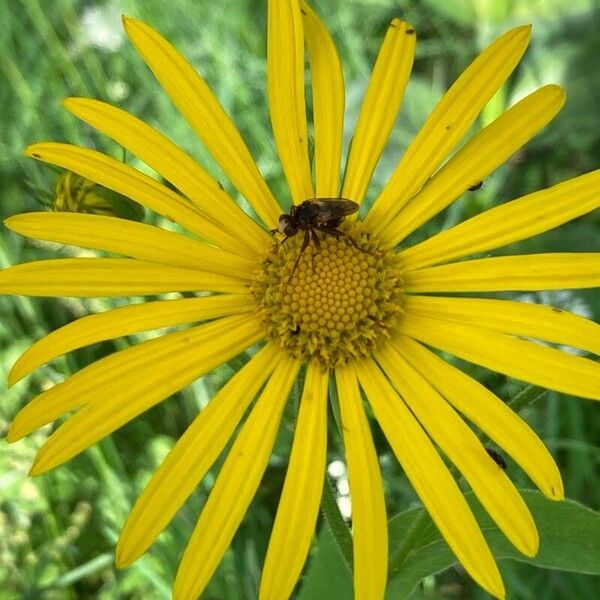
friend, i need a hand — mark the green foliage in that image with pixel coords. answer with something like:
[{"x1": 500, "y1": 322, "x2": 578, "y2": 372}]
[
  {"x1": 300, "y1": 491, "x2": 600, "y2": 599},
  {"x1": 387, "y1": 491, "x2": 600, "y2": 598},
  {"x1": 1, "y1": 0, "x2": 599, "y2": 598}
]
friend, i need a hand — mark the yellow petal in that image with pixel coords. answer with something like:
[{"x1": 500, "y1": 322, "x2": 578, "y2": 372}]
[
  {"x1": 341, "y1": 20, "x2": 415, "y2": 206},
  {"x1": 0, "y1": 258, "x2": 246, "y2": 297},
  {"x1": 268, "y1": 0, "x2": 314, "y2": 202},
  {"x1": 380, "y1": 85, "x2": 565, "y2": 246},
  {"x1": 9, "y1": 305, "x2": 255, "y2": 439},
  {"x1": 365, "y1": 25, "x2": 531, "y2": 232},
  {"x1": 260, "y1": 362, "x2": 329, "y2": 600},
  {"x1": 121, "y1": 17, "x2": 281, "y2": 228},
  {"x1": 394, "y1": 336, "x2": 564, "y2": 499},
  {"x1": 404, "y1": 295, "x2": 600, "y2": 356},
  {"x1": 378, "y1": 342, "x2": 538, "y2": 556},
  {"x1": 26, "y1": 143, "x2": 250, "y2": 257},
  {"x1": 116, "y1": 343, "x2": 280, "y2": 568},
  {"x1": 25, "y1": 315, "x2": 263, "y2": 474},
  {"x1": 398, "y1": 169, "x2": 600, "y2": 270},
  {"x1": 404, "y1": 253, "x2": 600, "y2": 292},
  {"x1": 301, "y1": 2, "x2": 344, "y2": 197},
  {"x1": 63, "y1": 97, "x2": 268, "y2": 255},
  {"x1": 355, "y1": 359, "x2": 505, "y2": 599},
  {"x1": 5, "y1": 212, "x2": 254, "y2": 278},
  {"x1": 9, "y1": 295, "x2": 255, "y2": 386},
  {"x1": 335, "y1": 364, "x2": 388, "y2": 599},
  {"x1": 397, "y1": 313, "x2": 600, "y2": 401},
  {"x1": 173, "y1": 356, "x2": 300, "y2": 600}
]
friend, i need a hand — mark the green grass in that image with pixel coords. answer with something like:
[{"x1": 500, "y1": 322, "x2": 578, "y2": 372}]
[{"x1": 1, "y1": 0, "x2": 599, "y2": 598}]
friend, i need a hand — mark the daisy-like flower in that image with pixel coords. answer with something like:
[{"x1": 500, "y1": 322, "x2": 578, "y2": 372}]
[
  {"x1": 3, "y1": 2, "x2": 600, "y2": 599},
  {"x1": 52, "y1": 171, "x2": 115, "y2": 215},
  {"x1": 50, "y1": 171, "x2": 145, "y2": 220}
]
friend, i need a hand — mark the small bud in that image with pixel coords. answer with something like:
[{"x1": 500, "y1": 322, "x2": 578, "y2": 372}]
[{"x1": 51, "y1": 171, "x2": 145, "y2": 221}]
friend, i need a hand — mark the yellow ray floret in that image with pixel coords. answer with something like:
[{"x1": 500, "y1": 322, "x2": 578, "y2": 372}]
[
  {"x1": 398, "y1": 169, "x2": 600, "y2": 269},
  {"x1": 380, "y1": 84, "x2": 565, "y2": 247},
  {"x1": 394, "y1": 336, "x2": 564, "y2": 499},
  {"x1": 122, "y1": 16, "x2": 280, "y2": 227},
  {"x1": 27, "y1": 315, "x2": 263, "y2": 475},
  {"x1": 26, "y1": 143, "x2": 249, "y2": 256},
  {"x1": 356, "y1": 360, "x2": 505, "y2": 599},
  {"x1": 404, "y1": 253, "x2": 600, "y2": 292},
  {"x1": 173, "y1": 356, "x2": 300, "y2": 600},
  {"x1": 404, "y1": 295, "x2": 600, "y2": 356},
  {"x1": 268, "y1": 0, "x2": 314, "y2": 203},
  {"x1": 301, "y1": 1, "x2": 344, "y2": 197},
  {"x1": 398, "y1": 314, "x2": 600, "y2": 401},
  {"x1": 378, "y1": 342, "x2": 538, "y2": 556},
  {"x1": 117, "y1": 344, "x2": 280, "y2": 568},
  {"x1": 64, "y1": 98, "x2": 269, "y2": 254},
  {"x1": 366, "y1": 24, "x2": 531, "y2": 231},
  {"x1": 5, "y1": 212, "x2": 254, "y2": 278},
  {"x1": 342, "y1": 19, "x2": 415, "y2": 205},
  {"x1": 8, "y1": 294, "x2": 255, "y2": 387},
  {"x1": 260, "y1": 362, "x2": 328, "y2": 600},
  {"x1": 336, "y1": 365, "x2": 388, "y2": 600},
  {"x1": 0, "y1": 258, "x2": 246, "y2": 296}
]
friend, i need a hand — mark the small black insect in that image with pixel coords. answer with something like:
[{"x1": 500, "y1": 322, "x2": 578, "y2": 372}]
[
  {"x1": 272, "y1": 198, "x2": 359, "y2": 280},
  {"x1": 486, "y1": 448, "x2": 507, "y2": 470},
  {"x1": 467, "y1": 181, "x2": 484, "y2": 191}
]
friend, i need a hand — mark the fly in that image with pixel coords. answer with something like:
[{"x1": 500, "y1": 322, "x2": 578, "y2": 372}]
[{"x1": 272, "y1": 198, "x2": 360, "y2": 281}]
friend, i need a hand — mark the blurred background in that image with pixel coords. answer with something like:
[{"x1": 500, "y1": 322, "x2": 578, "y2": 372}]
[{"x1": 1, "y1": 0, "x2": 599, "y2": 598}]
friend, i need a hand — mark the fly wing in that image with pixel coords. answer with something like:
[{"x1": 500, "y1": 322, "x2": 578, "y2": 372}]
[{"x1": 309, "y1": 199, "x2": 359, "y2": 223}]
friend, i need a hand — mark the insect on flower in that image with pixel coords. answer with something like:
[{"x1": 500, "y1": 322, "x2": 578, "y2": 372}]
[
  {"x1": 272, "y1": 197, "x2": 360, "y2": 279},
  {"x1": 486, "y1": 448, "x2": 508, "y2": 470},
  {"x1": 5, "y1": 6, "x2": 600, "y2": 599}
]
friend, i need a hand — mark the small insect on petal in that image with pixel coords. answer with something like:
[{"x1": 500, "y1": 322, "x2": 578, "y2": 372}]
[{"x1": 486, "y1": 448, "x2": 507, "y2": 469}]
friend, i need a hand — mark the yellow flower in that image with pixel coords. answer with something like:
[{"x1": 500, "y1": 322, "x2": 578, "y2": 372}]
[
  {"x1": 53, "y1": 171, "x2": 115, "y2": 215},
  {"x1": 52, "y1": 171, "x2": 146, "y2": 221},
  {"x1": 3, "y1": 2, "x2": 600, "y2": 599}
]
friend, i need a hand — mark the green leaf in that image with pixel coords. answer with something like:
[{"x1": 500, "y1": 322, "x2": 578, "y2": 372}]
[
  {"x1": 297, "y1": 523, "x2": 352, "y2": 600},
  {"x1": 94, "y1": 186, "x2": 147, "y2": 222},
  {"x1": 387, "y1": 490, "x2": 600, "y2": 598},
  {"x1": 299, "y1": 491, "x2": 600, "y2": 600}
]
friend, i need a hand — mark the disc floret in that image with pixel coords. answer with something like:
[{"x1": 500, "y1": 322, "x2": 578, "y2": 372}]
[{"x1": 252, "y1": 225, "x2": 403, "y2": 367}]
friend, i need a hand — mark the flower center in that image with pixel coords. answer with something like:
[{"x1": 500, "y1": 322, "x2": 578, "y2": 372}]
[{"x1": 252, "y1": 224, "x2": 404, "y2": 368}]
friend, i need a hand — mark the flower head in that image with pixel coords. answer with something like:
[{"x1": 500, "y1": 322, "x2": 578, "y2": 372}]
[
  {"x1": 3, "y1": 2, "x2": 600, "y2": 599},
  {"x1": 51, "y1": 171, "x2": 145, "y2": 220}
]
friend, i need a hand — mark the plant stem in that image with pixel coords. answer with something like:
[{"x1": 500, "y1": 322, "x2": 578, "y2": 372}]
[{"x1": 320, "y1": 474, "x2": 353, "y2": 571}]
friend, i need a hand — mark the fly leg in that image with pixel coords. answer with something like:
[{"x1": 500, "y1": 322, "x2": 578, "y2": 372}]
[
  {"x1": 288, "y1": 230, "x2": 311, "y2": 282},
  {"x1": 310, "y1": 229, "x2": 321, "y2": 271},
  {"x1": 316, "y1": 226, "x2": 360, "y2": 250}
]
